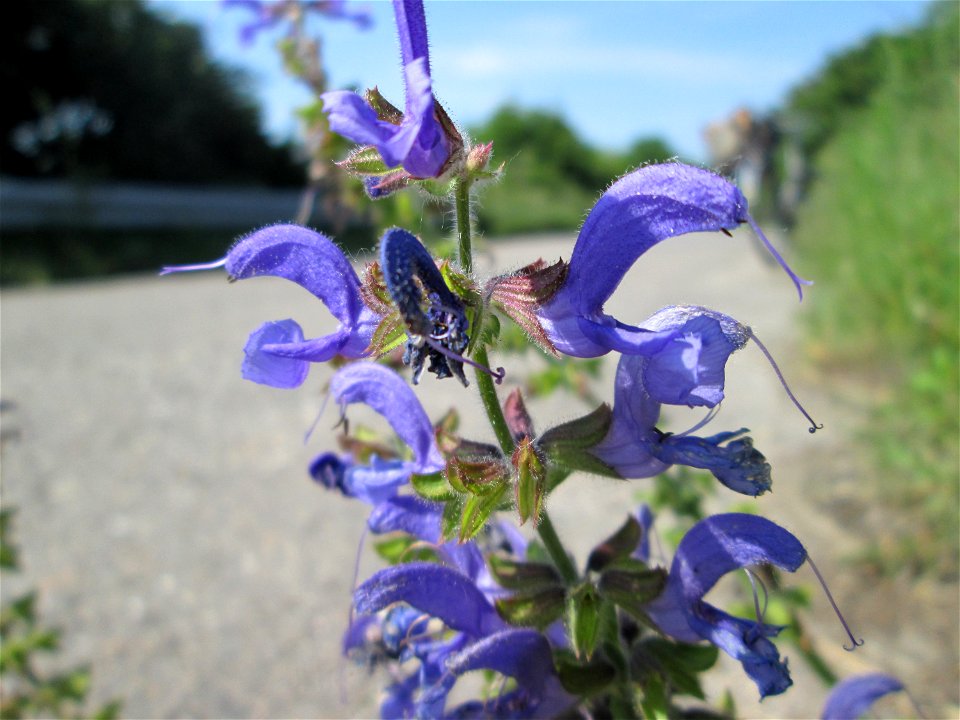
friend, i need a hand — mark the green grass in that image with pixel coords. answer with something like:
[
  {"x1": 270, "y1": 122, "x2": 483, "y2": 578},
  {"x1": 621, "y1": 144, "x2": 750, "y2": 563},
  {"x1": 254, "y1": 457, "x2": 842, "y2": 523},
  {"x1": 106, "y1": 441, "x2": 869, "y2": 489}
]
[{"x1": 791, "y1": 9, "x2": 959, "y2": 576}]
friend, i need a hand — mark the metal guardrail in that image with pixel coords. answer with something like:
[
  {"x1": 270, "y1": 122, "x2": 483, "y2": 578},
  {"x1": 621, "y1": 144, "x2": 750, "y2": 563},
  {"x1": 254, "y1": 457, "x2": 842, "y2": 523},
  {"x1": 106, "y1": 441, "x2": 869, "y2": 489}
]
[{"x1": 0, "y1": 176, "x2": 305, "y2": 230}]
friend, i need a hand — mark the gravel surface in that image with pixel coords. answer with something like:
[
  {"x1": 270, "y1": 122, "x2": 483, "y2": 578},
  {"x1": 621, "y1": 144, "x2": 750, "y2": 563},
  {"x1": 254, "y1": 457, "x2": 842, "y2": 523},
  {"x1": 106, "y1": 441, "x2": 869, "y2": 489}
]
[{"x1": 2, "y1": 230, "x2": 955, "y2": 719}]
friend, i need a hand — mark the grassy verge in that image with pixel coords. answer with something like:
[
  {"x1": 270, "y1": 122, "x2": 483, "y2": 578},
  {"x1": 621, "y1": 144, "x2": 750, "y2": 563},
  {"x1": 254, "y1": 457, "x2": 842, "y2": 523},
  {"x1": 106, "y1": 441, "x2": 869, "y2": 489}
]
[{"x1": 791, "y1": 8, "x2": 959, "y2": 576}]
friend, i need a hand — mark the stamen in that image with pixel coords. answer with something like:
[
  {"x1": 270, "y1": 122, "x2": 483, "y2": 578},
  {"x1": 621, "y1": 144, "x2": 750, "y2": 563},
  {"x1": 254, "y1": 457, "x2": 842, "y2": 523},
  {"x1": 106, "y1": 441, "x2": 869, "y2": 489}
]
[
  {"x1": 424, "y1": 336, "x2": 506, "y2": 384},
  {"x1": 806, "y1": 554, "x2": 864, "y2": 651},
  {"x1": 744, "y1": 567, "x2": 770, "y2": 625},
  {"x1": 304, "y1": 392, "x2": 331, "y2": 444},
  {"x1": 744, "y1": 215, "x2": 814, "y2": 301},
  {"x1": 674, "y1": 405, "x2": 721, "y2": 438},
  {"x1": 747, "y1": 328, "x2": 823, "y2": 433},
  {"x1": 159, "y1": 257, "x2": 227, "y2": 275}
]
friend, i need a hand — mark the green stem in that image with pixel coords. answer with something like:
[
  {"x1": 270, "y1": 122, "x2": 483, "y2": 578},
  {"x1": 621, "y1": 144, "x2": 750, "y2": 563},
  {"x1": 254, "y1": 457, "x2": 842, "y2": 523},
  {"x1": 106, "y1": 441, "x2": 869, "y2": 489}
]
[
  {"x1": 454, "y1": 177, "x2": 473, "y2": 273},
  {"x1": 473, "y1": 344, "x2": 514, "y2": 454},
  {"x1": 537, "y1": 511, "x2": 579, "y2": 584}
]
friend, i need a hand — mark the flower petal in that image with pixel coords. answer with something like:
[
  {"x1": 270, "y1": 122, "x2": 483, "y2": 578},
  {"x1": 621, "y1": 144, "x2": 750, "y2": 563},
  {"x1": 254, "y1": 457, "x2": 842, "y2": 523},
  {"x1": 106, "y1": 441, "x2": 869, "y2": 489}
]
[
  {"x1": 226, "y1": 224, "x2": 369, "y2": 327},
  {"x1": 821, "y1": 673, "x2": 905, "y2": 720},
  {"x1": 392, "y1": 0, "x2": 430, "y2": 70},
  {"x1": 354, "y1": 562, "x2": 506, "y2": 637},
  {"x1": 330, "y1": 363, "x2": 444, "y2": 474},
  {"x1": 551, "y1": 163, "x2": 747, "y2": 318},
  {"x1": 343, "y1": 456, "x2": 410, "y2": 505},
  {"x1": 654, "y1": 430, "x2": 772, "y2": 496},
  {"x1": 240, "y1": 319, "x2": 311, "y2": 388},
  {"x1": 640, "y1": 306, "x2": 748, "y2": 407},
  {"x1": 417, "y1": 629, "x2": 559, "y2": 715}
]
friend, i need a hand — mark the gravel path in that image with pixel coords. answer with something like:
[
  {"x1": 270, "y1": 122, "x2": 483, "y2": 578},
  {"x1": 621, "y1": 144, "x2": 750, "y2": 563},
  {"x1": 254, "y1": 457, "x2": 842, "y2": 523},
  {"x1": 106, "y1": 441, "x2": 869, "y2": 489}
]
[{"x1": 2, "y1": 230, "x2": 955, "y2": 718}]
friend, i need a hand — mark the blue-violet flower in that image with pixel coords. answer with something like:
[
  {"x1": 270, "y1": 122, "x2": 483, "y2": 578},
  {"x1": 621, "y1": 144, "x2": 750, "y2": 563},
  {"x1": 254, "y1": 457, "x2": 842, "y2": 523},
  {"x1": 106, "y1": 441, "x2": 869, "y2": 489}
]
[
  {"x1": 161, "y1": 224, "x2": 380, "y2": 389},
  {"x1": 645, "y1": 513, "x2": 807, "y2": 698},
  {"x1": 590, "y1": 320, "x2": 772, "y2": 496},
  {"x1": 535, "y1": 163, "x2": 811, "y2": 358},
  {"x1": 322, "y1": 0, "x2": 455, "y2": 178},
  {"x1": 821, "y1": 673, "x2": 906, "y2": 720}
]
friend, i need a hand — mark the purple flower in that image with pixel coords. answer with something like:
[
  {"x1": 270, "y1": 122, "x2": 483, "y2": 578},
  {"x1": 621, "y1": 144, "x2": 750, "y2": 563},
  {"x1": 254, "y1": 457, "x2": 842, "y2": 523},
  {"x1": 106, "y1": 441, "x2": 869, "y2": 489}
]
[
  {"x1": 321, "y1": 0, "x2": 454, "y2": 178},
  {"x1": 645, "y1": 513, "x2": 807, "y2": 698},
  {"x1": 224, "y1": 0, "x2": 372, "y2": 45},
  {"x1": 535, "y1": 163, "x2": 810, "y2": 358},
  {"x1": 350, "y1": 562, "x2": 572, "y2": 718},
  {"x1": 161, "y1": 224, "x2": 380, "y2": 389},
  {"x1": 590, "y1": 325, "x2": 772, "y2": 496},
  {"x1": 310, "y1": 363, "x2": 444, "y2": 502},
  {"x1": 821, "y1": 673, "x2": 905, "y2": 720}
]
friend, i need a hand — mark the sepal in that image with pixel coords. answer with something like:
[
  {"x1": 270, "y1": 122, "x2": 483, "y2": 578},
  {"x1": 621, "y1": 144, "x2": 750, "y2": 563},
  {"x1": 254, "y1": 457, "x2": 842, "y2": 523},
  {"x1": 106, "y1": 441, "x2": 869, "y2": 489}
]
[
  {"x1": 364, "y1": 87, "x2": 403, "y2": 124},
  {"x1": 512, "y1": 437, "x2": 546, "y2": 525},
  {"x1": 597, "y1": 562, "x2": 668, "y2": 626},
  {"x1": 503, "y1": 388, "x2": 536, "y2": 442},
  {"x1": 567, "y1": 583, "x2": 602, "y2": 660},
  {"x1": 337, "y1": 145, "x2": 393, "y2": 176},
  {"x1": 486, "y1": 258, "x2": 569, "y2": 354},
  {"x1": 587, "y1": 515, "x2": 643, "y2": 572},
  {"x1": 487, "y1": 555, "x2": 562, "y2": 591},
  {"x1": 555, "y1": 651, "x2": 617, "y2": 696},
  {"x1": 538, "y1": 404, "x2": 619, "y2": 477},
  {"x1": 631, "y1": 638, "x2": 718, "y2": 700}
]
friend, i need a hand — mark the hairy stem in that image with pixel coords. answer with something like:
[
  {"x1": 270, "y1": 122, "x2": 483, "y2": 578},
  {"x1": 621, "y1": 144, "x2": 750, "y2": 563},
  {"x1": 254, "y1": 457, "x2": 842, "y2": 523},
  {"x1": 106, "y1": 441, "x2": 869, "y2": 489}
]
[
  {"x1": 454, "y1": 177, "x2": 473, "y2": 273},
  {"x1": 537, "y1": 511, "x2": 579, "y2": 585}
]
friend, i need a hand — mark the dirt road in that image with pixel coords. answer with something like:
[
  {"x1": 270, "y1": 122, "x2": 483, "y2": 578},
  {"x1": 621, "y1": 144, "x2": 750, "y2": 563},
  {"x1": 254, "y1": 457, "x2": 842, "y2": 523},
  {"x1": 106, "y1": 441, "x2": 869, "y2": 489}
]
[{"x1": 2, "y1": 230, "x2": 955, "y2": 718}]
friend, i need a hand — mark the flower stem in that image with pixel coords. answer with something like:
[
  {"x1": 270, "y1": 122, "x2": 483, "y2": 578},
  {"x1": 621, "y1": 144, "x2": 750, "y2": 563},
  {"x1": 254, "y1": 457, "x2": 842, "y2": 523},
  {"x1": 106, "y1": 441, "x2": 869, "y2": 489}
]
[
  {"x1": 452, "y1": 169, "x2": 576, "y2": 585},
  {"x1": 537, "y1": 511, "x2": 579, "y2": 585},
  {"x1": 473, "y1": 344, "x2": 514, "y2": 454},
  {"x1": 454, "y1": 177, "x2": 473, "y2": 273}
]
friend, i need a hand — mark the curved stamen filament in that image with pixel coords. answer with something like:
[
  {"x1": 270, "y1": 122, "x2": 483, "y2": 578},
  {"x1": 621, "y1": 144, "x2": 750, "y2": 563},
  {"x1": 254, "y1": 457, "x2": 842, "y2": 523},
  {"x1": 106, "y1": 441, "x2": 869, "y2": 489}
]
[
  {"x1": 806, "y1": 554, "x2": 864, "y2": 651},
  {"x1": 744, "y1": 567, "x2": 770, "y2": 626},
  {"x1": 424, "y1": 336, "x2": 505, "y2": 384},
  {"x1": 674, "y1": 405, "x2": 721, "y2": 438},
  {"x1": 744, "y1": 215, "x2": 814, "y2": 301},
  {"x1": 159, "y1": 257, "x2": 227, "y2": 275},
  {"x1": 747, "y1": 328, "x2": 823, "y2": 433}
]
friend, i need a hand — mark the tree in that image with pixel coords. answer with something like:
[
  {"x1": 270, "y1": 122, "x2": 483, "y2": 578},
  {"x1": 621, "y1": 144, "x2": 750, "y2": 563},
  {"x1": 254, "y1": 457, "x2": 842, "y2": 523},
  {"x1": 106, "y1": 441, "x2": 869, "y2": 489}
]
[{"x1": 1, "y1": 0, "x2": 304, "y2": 186}]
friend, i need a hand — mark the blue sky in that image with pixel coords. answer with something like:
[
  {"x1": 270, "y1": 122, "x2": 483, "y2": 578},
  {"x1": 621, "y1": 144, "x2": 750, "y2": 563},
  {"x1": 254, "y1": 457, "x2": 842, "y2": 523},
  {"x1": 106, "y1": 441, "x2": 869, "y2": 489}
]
[{"x1": 150, "y1": 0, "x2": 933, "y2": 161}]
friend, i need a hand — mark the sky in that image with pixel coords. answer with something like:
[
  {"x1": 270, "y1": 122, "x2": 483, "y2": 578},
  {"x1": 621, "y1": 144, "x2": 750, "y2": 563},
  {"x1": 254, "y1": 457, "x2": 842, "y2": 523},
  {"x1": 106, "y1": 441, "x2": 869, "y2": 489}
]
[{"x1": 149, "y1": 0, "x2": 935, "y2": 161}]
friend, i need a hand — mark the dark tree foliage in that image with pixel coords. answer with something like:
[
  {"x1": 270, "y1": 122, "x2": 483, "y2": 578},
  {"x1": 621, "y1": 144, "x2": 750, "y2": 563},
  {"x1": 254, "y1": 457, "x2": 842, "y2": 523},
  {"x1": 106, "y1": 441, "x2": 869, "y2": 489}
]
[
  {"x1": 781, "y1": 1, "x2": 959, "y2": 161},
  {"x1": 1, "y1": 0, "x2": 305, "y2": 185}
]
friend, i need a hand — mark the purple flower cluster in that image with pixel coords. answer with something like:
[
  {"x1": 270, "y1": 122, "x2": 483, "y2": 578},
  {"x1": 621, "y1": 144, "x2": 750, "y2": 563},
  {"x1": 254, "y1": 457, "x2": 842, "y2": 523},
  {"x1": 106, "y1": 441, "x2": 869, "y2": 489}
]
[{"x1": 166, "y1": 1, "x2": 908, "y2": 717}]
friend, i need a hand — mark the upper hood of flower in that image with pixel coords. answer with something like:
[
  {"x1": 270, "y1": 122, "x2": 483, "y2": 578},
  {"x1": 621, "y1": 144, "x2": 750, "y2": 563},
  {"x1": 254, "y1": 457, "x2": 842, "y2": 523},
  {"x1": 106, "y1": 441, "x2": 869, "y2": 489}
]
[
  {"x1": 535, "y1": 163, "x2": 808, "y2": 358},
  {"x1": 330, "y1": 362, "x2": 444, "y2": 475}
]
